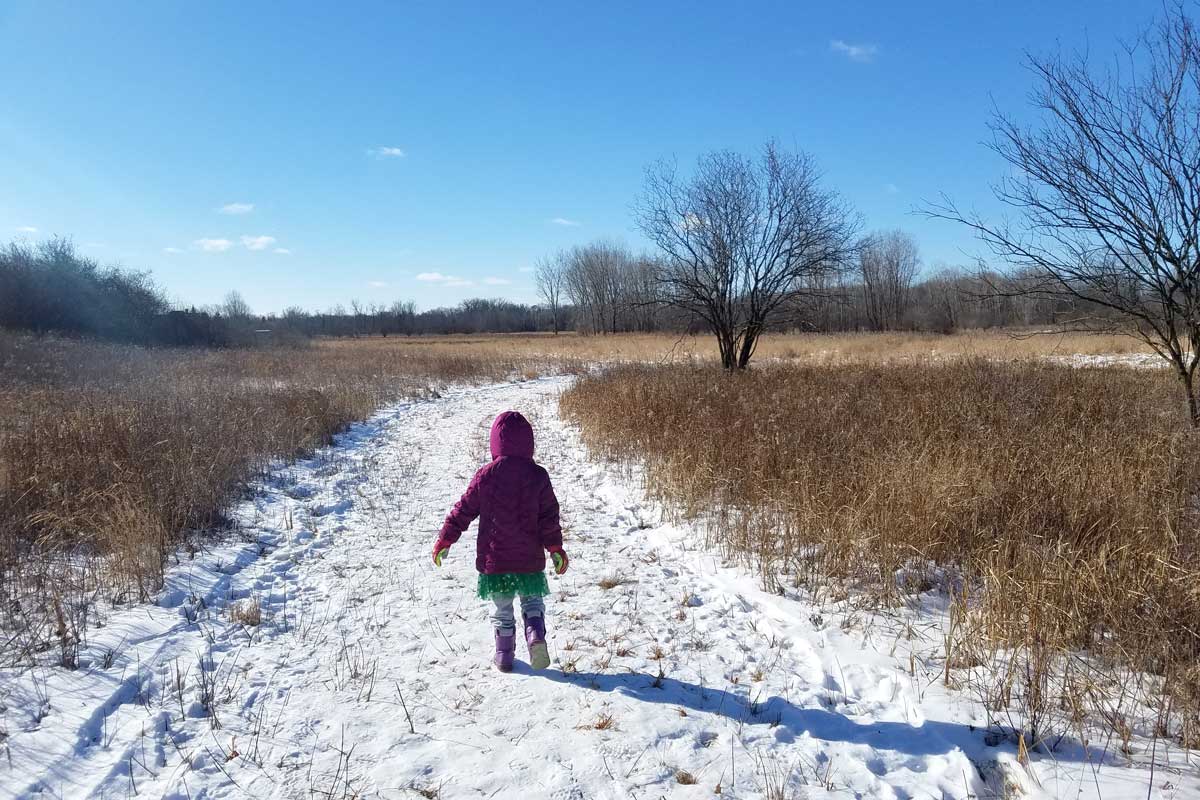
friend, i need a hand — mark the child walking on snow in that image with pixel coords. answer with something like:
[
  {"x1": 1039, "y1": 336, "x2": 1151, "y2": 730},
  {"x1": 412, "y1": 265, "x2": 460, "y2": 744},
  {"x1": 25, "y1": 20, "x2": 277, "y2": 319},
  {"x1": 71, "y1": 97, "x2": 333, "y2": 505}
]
[{"x1": 432, "y1": 411, "x2": 569, "y2": 672}]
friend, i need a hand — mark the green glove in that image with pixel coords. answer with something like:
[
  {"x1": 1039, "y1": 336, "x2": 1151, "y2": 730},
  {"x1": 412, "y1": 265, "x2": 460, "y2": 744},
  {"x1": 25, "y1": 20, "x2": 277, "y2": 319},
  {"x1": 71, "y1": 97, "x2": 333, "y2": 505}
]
[{"x1": 433, "y1": 546, "x2": 450, "y2": 567}]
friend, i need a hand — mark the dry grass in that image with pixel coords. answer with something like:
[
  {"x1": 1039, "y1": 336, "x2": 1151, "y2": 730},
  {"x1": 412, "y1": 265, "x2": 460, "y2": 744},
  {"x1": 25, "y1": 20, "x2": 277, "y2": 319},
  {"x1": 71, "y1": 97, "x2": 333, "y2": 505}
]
[
  {"x1": 339, "y1": 328, "x2": 1153, "y2": 367},
  {"x1": 592, "y1": 712, "x2": 618, "y2": 730},
  {"x1": 561, "y1": 360, "x2": 1200, "y2": 749},
  {"x1": 597, "y1": 574, "x2": 634, "y2": 590},
  {"x1": 579, "y1": 712, "x2": 618, "y2": 731},
  {"x1": 0, "y1": 332, "x2": 557, "y2": 665},
  {"x1": 229, "y1": 597, "x2": 263, "y2": 627}
]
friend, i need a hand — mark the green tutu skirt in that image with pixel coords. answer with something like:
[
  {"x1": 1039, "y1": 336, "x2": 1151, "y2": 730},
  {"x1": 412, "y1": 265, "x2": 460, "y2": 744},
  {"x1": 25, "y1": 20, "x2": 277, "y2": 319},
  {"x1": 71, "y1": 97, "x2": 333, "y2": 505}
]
[{"x1": 477, "y1": 572, "x2": 550, "y2": 600}]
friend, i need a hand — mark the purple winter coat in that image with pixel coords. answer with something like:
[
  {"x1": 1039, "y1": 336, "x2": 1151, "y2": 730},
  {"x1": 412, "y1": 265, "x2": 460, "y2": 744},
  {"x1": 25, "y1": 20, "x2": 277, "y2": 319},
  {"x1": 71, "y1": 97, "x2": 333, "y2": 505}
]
[{"x1": 438, "y1": 411, "x2": 562, "y2": 575}]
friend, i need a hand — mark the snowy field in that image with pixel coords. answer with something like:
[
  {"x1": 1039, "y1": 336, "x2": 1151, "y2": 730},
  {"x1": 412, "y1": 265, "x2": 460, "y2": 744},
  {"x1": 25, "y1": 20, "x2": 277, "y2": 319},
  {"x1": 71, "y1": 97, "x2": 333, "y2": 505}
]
[
  {"x1": 1045, "y1": 352, "x2": 1167, "y2": 369},
  {"x1": 2, "y1": 376, "x2": 1197, "y2": 799}
]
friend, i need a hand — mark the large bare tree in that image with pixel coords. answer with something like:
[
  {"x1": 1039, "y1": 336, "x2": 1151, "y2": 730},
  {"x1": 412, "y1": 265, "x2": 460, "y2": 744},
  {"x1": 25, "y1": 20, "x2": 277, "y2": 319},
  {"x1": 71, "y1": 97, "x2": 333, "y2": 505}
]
[
  {"x1": 534, "y1": 254, "x2": 567, "y2": 334},
  {"x1": 859, "y1": 230, "x2": 920, "y2": 331},
  {"x1": 636, "y1": 142, "x2": 858, "y2": 369},
  {"x1": 929, "y1": 5, "x2": 1200, "y2": 425}
]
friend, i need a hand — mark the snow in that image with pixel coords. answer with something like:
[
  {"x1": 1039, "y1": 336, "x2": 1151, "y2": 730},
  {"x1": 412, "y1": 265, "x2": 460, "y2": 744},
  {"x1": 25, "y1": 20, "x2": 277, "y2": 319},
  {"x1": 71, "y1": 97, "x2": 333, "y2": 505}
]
[
  {"x1": 1045, "y1": 353, "x2": 1167, "y2": 369},
  {"x1": 2, "y1": 376, "x2": 1197, "y2": 799}
]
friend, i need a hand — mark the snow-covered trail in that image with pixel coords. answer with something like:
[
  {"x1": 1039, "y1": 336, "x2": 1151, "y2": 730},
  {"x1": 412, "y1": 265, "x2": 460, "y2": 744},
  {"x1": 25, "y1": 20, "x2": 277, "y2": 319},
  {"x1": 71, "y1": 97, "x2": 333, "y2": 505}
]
[{"x1": 3, "y1": 377, "x2": 1194, "y2": 799}]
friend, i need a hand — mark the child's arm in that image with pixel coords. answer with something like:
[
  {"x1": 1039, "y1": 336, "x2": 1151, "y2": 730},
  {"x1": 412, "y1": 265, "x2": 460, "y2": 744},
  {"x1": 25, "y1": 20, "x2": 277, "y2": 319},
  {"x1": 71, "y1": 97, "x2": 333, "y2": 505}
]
[
  {"x1": 538, "y1": 474, "x2": 568, "y2": 574},
  {"x1": 433, "y1": 470, "x2": 483, "y2": 565}
]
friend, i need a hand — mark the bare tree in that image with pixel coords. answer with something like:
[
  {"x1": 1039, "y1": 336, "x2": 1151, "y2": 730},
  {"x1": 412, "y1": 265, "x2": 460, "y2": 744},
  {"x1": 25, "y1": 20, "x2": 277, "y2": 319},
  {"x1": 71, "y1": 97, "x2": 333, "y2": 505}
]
[
  {"x1": 622, "y1": 255, "x2": 662, "y2": 332},
  {"x1": 221, "y1": 291, "x2": 252, "y2": 320},
  {"x1": 562, "y1": 241, "x2": 629, "y2": 335},
  {"x1": 534, "y1": 254, "x2": 567, "y2": 334},
  {"x1": 916, "y1": 265, "x2": 966, "y2": 332},
  {"x1": 859, "y1": 230, "x2": 920, "y2": 331},
  {"x1": 389, "y1": 300, "x2": 416, "y2": 336},
  {"x1": 636, "y1": 142, "x2": 858, "y2": 369},
  {"x1": 929, "y1": 5, "x2": 1200, "y2": 425}
]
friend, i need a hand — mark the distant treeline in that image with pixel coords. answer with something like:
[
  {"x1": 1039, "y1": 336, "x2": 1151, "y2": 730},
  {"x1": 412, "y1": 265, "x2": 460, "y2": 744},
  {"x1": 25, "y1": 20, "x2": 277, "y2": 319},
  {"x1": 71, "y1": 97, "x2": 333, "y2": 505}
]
[
  {"x1": 0, "y1": 238, "x2": 234, "y2": 346},
  {"x1": 1, "y1": 236, "x2": 1084, "y2": 348}
]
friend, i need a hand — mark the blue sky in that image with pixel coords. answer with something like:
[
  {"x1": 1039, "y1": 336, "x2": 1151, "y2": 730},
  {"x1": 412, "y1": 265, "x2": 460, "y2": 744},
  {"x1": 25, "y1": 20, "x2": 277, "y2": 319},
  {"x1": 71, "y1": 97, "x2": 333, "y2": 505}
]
[{"x1": 0, "y1": 1, "x2": 1162, "y2": 313}]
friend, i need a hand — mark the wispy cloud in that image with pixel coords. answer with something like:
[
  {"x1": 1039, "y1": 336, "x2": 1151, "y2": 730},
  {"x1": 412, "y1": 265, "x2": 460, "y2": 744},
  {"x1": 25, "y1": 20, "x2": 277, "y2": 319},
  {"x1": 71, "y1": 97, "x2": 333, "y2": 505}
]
[
  {"x1": 416, "y1": 271, "x2": 474, "y2": 287},
  {"x1": 883, "y1": 182, "x2": 900, "y2": 194},
  {"x1": 219, "y1": 202, "x2": 254, "y2": 215},
  {"x1": 241, "y1": 235, "x2": 277, "y2": 251},
  {"x1": 369, "y1": 146, "x2": 407, "y2": 159},
  {"x1": 830, "y1": 39, "x2": 878, "y2": 63},
  {"x1": 483, "y1": 277, "x2": 512, "y2": 286},
  {"x1": 16, "y1": 226, "x2": 38, "y2": 233},
  {"x1": 163, "y1": 247, "x2": 183, "y2": 254},
  {"x1": 368, "y1": 280, "x2": 388, "y2": 288},
  {"x1": 273, "y1": 248, "x2": 291, "y2": 255},
  {"x1": 549, "y1": 217, "x2": 581, "y2": 227},
  {"x1": 518, "y1": 266, "x2": 535, "y2": 273},
  {"x1": 194, "y1": 238, "x2": 234, "y2": 252},
  {"x1": 84, "y1": 242, "x2": 106, "y2": 249}
]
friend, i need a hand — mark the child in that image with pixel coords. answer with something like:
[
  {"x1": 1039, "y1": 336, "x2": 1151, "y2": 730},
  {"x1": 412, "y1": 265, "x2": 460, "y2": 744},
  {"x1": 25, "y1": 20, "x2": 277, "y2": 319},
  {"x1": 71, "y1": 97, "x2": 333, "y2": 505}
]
[{"x1": 432, "y1": 411, "x2": 569, "y2": 672}]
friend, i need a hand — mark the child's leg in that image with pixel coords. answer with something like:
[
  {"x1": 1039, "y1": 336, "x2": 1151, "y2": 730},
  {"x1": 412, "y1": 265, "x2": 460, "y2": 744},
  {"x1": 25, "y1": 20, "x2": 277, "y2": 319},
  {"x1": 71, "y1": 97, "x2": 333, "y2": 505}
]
[
  {"x1": 519, "y1": 595, "x2": 545, "y2": 619},
  {"x1": 519, "y1": 595, "x2": 550, "y2": 669},
  {"x1": 490, "y1": 594, "x2": 517, "y2": 634},
  {"x1": 489, "y1": 594, "x2": 517, "y2": 672}
]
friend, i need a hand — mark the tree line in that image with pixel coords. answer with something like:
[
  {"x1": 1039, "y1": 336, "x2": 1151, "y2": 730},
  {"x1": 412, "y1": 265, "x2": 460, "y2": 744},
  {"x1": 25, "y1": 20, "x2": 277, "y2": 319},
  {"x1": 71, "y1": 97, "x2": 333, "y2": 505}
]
[{"x1": 1, "y1": 233, "x2": 1088, "y2": 349}]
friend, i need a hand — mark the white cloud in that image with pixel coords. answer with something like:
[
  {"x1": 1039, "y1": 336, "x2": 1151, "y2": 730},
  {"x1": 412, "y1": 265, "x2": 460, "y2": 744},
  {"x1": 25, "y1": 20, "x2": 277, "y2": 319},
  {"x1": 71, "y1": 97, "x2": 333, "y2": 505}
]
[
  {"x1": 416, "y1": 271, "x2": 475, "y2": 287},
  {"x1": 483, "y1": 277, "x2": 512, "y2": 286},
  {"x1": 241, "y1": 235, "x2": 277, "y2": 251},
  {"x1": 369, "y1": 146, "x2": 407, "y2": 159},
  {"x1": 163, "y1": 247, "x2": 183, "y2": 254},
  {"x1": 194, "y1": 238, "x2": 234, "y2": 252},
  {"x1": 368, "y1": 280, "x2": 388, "y2": 288},
  {"x1": 219, "y1": 202, "x2": 254, "y2": 215},
  {"x1": 884, "y1": 183, "x2": 899, "y2": 194},
  {"x1": 518, "y1": 266, "x2": 535, "y2": 273},
  {"x1": 830, "y1": 39, "x2": 878, "y2": 63},
  {"x1": 84, "y1": 242, "x2": 106, "y2": 248},
  {"x1": 273, "y1": 247, "x2": 291, "y2": 255},
  {"x1": 16, "y1": 225, "x2": 38, "y2": 233},
  {"x1": 549, "y1": 217, "x2": 581, "y2": 227}
]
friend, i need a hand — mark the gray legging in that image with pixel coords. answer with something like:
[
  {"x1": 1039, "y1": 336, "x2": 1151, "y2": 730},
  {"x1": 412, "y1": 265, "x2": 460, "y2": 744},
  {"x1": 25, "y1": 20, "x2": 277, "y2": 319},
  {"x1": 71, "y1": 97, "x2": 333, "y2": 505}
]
[{"x1": 491, "y1": 595, "x2": 545, "y2": 634}]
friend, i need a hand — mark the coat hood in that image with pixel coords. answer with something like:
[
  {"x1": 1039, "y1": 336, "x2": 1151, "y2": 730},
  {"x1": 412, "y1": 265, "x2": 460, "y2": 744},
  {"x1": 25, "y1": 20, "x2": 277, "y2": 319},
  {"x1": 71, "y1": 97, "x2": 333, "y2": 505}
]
[{"x1": 489, "y1": 411, "x2": 535, "y2": 459}]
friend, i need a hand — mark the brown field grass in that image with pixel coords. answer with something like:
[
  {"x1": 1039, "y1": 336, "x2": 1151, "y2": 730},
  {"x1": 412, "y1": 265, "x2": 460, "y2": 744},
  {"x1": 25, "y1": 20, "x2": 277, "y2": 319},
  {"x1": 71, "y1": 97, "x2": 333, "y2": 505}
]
[
  {"x1": 327, "y1": 328, "x2": 1154, "y2": 366},
  {"x1": 560, "y1": 360, "x2": 1200, "y2": 749}
]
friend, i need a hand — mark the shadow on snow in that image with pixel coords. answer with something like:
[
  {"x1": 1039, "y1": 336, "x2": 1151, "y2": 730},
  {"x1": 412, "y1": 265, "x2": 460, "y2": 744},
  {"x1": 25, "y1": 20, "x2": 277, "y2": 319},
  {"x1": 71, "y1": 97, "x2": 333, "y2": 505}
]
[{"x1": 534, "y1": 668, "x2": 1104, "y2": 766}]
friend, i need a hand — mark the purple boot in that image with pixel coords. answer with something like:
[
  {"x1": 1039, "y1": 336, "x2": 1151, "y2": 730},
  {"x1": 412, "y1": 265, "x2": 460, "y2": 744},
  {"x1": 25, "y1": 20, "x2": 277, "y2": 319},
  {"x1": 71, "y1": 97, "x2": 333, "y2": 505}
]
[
  {"x1": 524, "y1": 614, "x2": 550, "y2": 670},
  {"x1": 494, "y1": 630, "x2": 516, "y2": 673}
]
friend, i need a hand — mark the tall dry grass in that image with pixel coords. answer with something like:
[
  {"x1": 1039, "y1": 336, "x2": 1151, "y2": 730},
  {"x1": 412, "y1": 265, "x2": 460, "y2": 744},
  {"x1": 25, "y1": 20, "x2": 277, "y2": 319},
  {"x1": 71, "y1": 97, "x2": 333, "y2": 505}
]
[
  {"x1": 0, "y1": 332, "x2": 563, "y2": 666},
  {"x1": 367, "y1": 328, "x2": 1154, "y2": 366},
  {"x1": 560, "y1": 361, "x2": 1200, "y2": 750}
]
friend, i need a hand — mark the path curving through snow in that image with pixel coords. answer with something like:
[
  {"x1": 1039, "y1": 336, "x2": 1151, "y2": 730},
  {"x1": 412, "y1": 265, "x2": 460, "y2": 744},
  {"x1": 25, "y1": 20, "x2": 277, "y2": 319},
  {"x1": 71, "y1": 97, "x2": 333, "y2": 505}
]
[{"x1": 3, "y1": 377, "x2": 1195, "y2": 799}]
